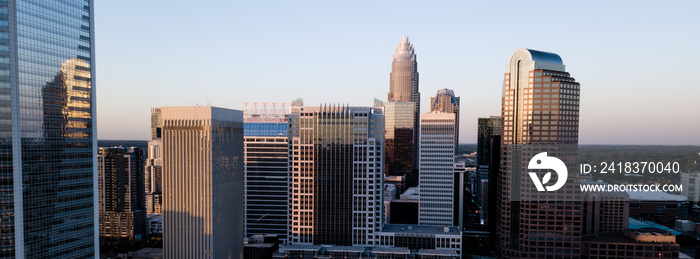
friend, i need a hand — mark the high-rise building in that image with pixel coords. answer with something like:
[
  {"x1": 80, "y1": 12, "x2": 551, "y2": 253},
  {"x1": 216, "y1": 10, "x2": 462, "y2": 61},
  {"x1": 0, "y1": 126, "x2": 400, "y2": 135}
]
[
  {"x1": 418, "y1": 112, "x2": 456, "y2": 226},
  {"x1": 161, "y1": 106, "x2": 244, "y2": 259},
  {"x1": 497, "y1": 49, "x2": 582, "y2": 258},
  {"x1": 383, "y1": 101, "x2": 417, "y2": 187},
  {"x1": 98, "y1": 147, "x2": 147, "y2": 240},
  {"x1": 388, "y1": 36, "x2": 420, "y2": 187},
  {"x1": 145, "y1": 107, "x2": 163, "y2": 214},
  {"x1": 430, "y1": 89, "x2": 460, "y2": 152},
  {"x1": 287, "y1": 105, "x2": 384, "y2": 246},
  {"x1": 476, "y1": 116, "x2": 501, "y2": 227},
  {"x1": 0, "y1": 1, "x2": 97, "y2": 257},
  {"x1": 581, "y1": 180, "x2": 629, "y2": 235},
  {"x1": 388, "y1": 36, "x2": 420, "y2": 108},
  {"x1": 243, "y1": 102, "x2": 291, "y2": 241}
]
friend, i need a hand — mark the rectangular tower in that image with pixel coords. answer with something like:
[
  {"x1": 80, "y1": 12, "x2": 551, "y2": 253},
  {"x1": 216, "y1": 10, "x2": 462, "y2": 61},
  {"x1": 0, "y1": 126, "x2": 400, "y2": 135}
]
[
  {"x1": 383, "y1": 101, "x2": 417, "y2": 187},
  {"x1": 243, "y1": 102, "x2": 291, "y2": 241},
  {"x1": 418, "y1": 112, "x2": 456, "y2": 226},
  {"x1": 162, "y1": 106, "x2": 244, "y2": 259},
  {"x1": 0, "y1": 1, "x2": 97, "y2": 257},
  {"x1": 288, "y1": 105, "x2": 384, "y2": 246},
  {"x1": 98, "y1": 147, "x2": 147, "y2": 240}
]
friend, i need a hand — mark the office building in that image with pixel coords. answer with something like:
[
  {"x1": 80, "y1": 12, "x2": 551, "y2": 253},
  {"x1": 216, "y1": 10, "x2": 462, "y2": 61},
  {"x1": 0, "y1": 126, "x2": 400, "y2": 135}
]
[
  {"x1": 145, "y1": 107, "x2": 163, "y2": 214},
  {"x1": 288, "y1": 105, "x2": 383, "y2": 246},
  {"x1": 453, "y1": 163, "x2": 465, "y2": 228},
  {"x1": 244, "y1": 102, "x2": 291, "y2": 241},
  {"x1": 496, "y1": 49, "x2": 582, "y2": 258},
  {"x1": 383, "y1": 101, "x2": 418, "y2": 186},
  {"x1": 388, "y1": 36, "x2": 420, "y2": 112},
  {"x1": 418, "y1": 112, "x2": 456, "y2": 226},
  {"x1": 0, "y1": 1, "x2": 97, "y2": 257},
  {"x1": 98, "y1": 147, "x2": 147, "y2": 240},
  {"x1": 430, "y1": 89, "x2": 460, "y2": 152},
  {"x1": 582, "y1": 180, "x2": 630, "y2": 235},
  {"x1": 681, "y1": 171, "x2": 700, "y2": 202},
  {"x1": 476, "y1": 116, "x2": 501, "y2": 229},
  {"x1": 162, "y1": 106, "x2": 244, "y2": 259},
  {"x1": 627, "y1": 191, "x2": 689, "y2": 221},
  {"x1": 388, "y1": 36, "x2": 420, "y2": 188}
]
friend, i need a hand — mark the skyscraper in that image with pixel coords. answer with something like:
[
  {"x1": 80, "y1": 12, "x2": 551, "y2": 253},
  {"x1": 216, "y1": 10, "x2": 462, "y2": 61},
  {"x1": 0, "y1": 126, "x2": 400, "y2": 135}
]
[
  {"x1": 243, "y1": 102, "x2": 291, "y2": 241},
  {"x1": 388, "y1": 36, "x2": 420, "y2": 186},
  {"x1": 145, "y1": 107, "x2": 163, "y2": 214},
  {"x1": 476, "y1": 116, "x2": 501, "y2": 227},
  {"x1": 288, "y1": 105, "x2": 384, "y2": 246},
  {"x1": 98, "y1": 147, "x2": 147, "y2": 240},
  {"x1": 418, "y1": 112, "x2": 456, "y2": 226},
  {"x1": 430, "y1": 88, "x2": 460, "y2": 152},
  {"x1": 496, "y1": 49, "x2": 581, "y2": 258},
  {"x1": 0, "y1": 1, "x2": 97, "y2": 257},
  {"x1": 388, "y1": 36, "x2": 419, "y2": 106},
  {"x1": 161, "y1": 106, "x2": 244, "y2": 259}
]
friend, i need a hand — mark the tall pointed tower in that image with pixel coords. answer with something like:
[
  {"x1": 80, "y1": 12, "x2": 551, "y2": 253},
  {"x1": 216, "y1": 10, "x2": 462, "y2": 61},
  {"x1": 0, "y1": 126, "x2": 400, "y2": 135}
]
[{"x1": 386, "y1": 36, "x2": 421, "y2": 187}]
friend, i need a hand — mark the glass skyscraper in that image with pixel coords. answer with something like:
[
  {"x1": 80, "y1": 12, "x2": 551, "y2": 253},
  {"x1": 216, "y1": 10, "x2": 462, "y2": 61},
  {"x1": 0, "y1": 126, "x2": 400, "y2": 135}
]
[
  {"x1": 288, "y1": 105, "x2": 384, "y2": 246},
  {"x1": 0, "y1": 0, "x2": 97, "y2": 258},
  {"x1": 243, "y1": 102, "x2": 291, "y2": 241},
  {"x1": 497, "y1": 49, "x2": 581, "y2": 258}
]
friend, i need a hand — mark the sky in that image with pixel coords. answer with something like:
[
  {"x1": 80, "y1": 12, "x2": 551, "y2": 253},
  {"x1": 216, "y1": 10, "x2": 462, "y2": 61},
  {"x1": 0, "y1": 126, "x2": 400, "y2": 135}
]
[{"x1": 95, "y1": 0, "x2": 700, "y2": 145}]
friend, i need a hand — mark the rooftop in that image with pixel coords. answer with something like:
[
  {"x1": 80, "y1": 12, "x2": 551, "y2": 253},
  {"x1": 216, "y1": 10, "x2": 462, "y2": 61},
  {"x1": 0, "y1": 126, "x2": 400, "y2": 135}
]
[
  {"x1": 629, "y1": 217, "x2": 683, "y2": 236},
  {"x1": 381, "y1": 224, "x2": 461, "y2": 235},
  {"x1": 627, "y1": 191, "x2": 687, "y2": 202}
]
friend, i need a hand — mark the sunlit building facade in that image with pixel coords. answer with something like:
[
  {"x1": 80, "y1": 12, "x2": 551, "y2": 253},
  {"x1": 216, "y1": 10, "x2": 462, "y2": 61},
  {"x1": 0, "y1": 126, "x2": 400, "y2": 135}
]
[
  {"x1": 497, "y1": 49, "x2": 582, "y2": 258},
  {"x1": 288, "y1": 105, "x2": 384, "y2": 246},
  {"x1": 162, "y1": 106, "x2": 244, "y2": 259},
  {"x1": 0, "y1": 0, "x2": 97, "y2": 257}
]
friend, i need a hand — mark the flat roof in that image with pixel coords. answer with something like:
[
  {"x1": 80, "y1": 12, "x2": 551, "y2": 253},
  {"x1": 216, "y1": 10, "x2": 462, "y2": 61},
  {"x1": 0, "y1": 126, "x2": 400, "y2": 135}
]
[
  {"x1": 629, "y1": 217, "x2": 683, "y2": 236},
  {"x1": 627, "y1": 191, "x2": 687, "y2": 202},
  {"x1": 417, "y1": 249, "x2": 458, "y2": 256},
  {"x1": 583, "y1": 231, "x2": 674, "y2": 244},
  {"x1": 326, "y1": 246, "x2": 365, "y2": 252},
  {"x1": 381, "y1": 224, "x2": 461, "y2": 235},
  {"x1": 372, "y1": 247, "x2": 410, "y2": 254}
]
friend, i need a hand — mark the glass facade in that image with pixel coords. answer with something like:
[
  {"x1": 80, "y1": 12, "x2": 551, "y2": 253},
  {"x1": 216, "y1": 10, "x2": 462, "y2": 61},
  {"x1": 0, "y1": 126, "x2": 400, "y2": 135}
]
[
  {"x1": 383, "y1": 101, "x2": 416, "y2": 186},
  {"x1": 0, "y1": 0, "x2": 96, "y2": 257},
  {"x1": 288, "y1": 106, "x2": 383, "y2": 246},
  {"x1": 243, "y1": 102, "x2": 291, "y2": 241},
  {"x1": 498, "y1": 49, "x2": 581, "y2": 259}
]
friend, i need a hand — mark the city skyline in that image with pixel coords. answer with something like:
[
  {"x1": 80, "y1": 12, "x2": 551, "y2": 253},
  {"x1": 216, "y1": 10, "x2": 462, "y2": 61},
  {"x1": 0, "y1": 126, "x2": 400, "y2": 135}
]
[{"x1": 95, "y1": 1, "x2": 700, "y2": 145}]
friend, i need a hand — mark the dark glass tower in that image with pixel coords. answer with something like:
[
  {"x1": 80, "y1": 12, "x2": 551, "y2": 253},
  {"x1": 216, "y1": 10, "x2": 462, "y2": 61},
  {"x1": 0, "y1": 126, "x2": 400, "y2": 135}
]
[
  {"x1": 243, "y1": 102, "x2": 291, "y2": 241},
  {"x1": 0, "y1": 0, "x2": 97, "y2": 258},
  {"x1": 288, "y1": 105, "x2": 384, "y2": 246}
]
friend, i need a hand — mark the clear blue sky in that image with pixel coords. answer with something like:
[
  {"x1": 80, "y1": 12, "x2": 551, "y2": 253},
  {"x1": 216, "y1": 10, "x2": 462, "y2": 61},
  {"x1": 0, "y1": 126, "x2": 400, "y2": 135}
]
[{"x1": 95, "y1": 0, "x2": 700, "y2": 145}]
